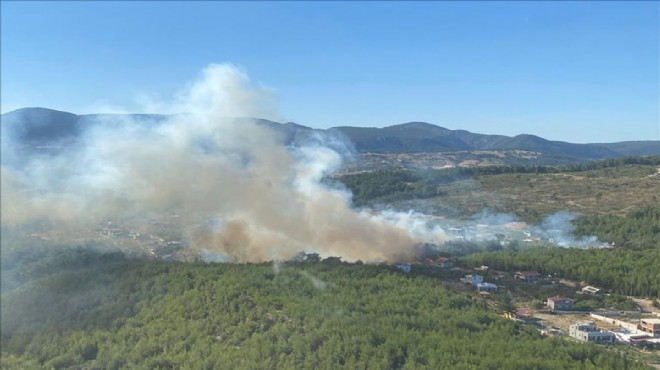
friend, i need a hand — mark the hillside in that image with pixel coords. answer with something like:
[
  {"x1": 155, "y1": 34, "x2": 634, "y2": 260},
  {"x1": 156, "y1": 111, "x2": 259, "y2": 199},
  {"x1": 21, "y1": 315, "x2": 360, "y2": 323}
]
[
  {"x1": 332, "y1": 124, "x2": 623, "y2": 160},
  {"x1": 2, "y1": 147, "x2": 659, "y2": 368},
  {"x1": 1, "y1": 107, "x2": 81, "y2": 143},
  {"x1": 338, "y1": 157, "x2": 660, "y2": 222},
  {"x1": 590, "y1": 141, "x2": 660, "y2": 157},
  {"x1": 336, "y1": 158, "x2": 660, "y2": 298},
  {"x1": 0, "y1": 251, "x2": 649, "y2": 370},
  {"x1": 3, "y1": 108, "x2": 658, "y2": 161}
]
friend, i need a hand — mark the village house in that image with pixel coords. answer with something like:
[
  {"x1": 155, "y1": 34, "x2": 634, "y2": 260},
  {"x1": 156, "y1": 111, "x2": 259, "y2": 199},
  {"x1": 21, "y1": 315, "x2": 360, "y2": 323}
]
[
  {"x1": 569, "y1": 322, "x2": 615, "y2": 343},
  {"x1": 639, "y1": 318, "x2": 660, "y2": 337},
  {"x1": 547, "y1": 296, "x2": 573, "y2": 311},
  {"x1": 460, "y1": 274, "x2": 484, "y2": 286},
  {"x1": 514, "y1": 271, "x2": 542, "y2": 283},
  {"x1": 581, "y1": 286, "x2": 604, "y2": 297},
  {"x1": 504, "y1": 308, "x2": 533, "y2": 321},
  {"x1": 428, "y1": 257, "x2": 454, "y2": 269}
]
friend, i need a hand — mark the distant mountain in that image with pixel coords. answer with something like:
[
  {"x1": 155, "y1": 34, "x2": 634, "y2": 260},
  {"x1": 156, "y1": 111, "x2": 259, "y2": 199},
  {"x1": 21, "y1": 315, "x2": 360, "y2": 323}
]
[
  {"x1": 587, "y1": 141, "x2": 660, "y2": 157},
  {"x1": 330, "y1": 123, "x2": 472, "y2": 152},
  {"x1": 2, "y1": 107, "x2": 658, "y2": 161},
  {"x1": 330, "y1": 123, "x2": 622, "y2": 160},
  {"x1": 1, "y1": 107, "x2": 82, "y2": 143},
  {"x1": 1, "y1": 107, "x2": 169, "y2": 145}
]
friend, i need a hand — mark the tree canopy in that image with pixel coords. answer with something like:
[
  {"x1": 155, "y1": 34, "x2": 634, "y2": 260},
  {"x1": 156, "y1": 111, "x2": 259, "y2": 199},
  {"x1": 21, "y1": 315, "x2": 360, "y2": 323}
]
[{"x1": 1, "y1": 252, "x2": 649, "y2": 369}]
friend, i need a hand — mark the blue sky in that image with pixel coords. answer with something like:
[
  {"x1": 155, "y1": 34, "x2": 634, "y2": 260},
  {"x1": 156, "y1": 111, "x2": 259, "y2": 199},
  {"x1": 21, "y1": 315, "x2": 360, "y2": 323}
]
[{"x1": 2, "y1": 1, "x2": 658, "y2": 143}]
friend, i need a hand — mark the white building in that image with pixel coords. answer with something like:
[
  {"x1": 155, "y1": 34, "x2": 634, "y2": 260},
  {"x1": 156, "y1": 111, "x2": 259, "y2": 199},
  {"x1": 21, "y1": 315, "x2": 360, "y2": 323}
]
[
  {"x1": 581, "y1": 286, "x2": 604, "y2": 297},
  {"x1": 569, "y1": 322, "x2": 615, "y2": 343},
  {"x1": 460, "y1": 274, "x2": 484, "y2": 286}
]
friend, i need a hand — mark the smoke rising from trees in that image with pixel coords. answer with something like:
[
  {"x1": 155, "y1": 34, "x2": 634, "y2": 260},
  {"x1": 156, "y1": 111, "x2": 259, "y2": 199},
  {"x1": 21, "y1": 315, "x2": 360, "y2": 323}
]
[
  {"x1": 1, "y1": 64, "x2": 441, "y2": 262},
  {"x1": 1, "y1": 64, "x2": 602, "y2": 263}
]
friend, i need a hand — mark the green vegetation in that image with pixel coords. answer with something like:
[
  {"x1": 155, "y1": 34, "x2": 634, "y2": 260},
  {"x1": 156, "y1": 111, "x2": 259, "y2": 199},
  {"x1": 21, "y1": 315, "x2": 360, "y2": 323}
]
[
  {"x1": 337, "y1": 170, "x2": 444, "y2": 206},
  {"x1": 477, "y1": 164, "x2": 659, "y2": 222},
  {"x1": 1, "y1": 251, "x2": 649, "y2": 370},
  {"x1": 574, "y1": 205, "x2": 660, "y2": 249},
  {"x1": 462, "y1": 247, "x2": 660, "y2": 297},
  {"x1": 458, "y1": 269, "x2": 640, "y2": 312},
  {"x1": 2, "y1": 157, "x2": 658, "y2": 369},
  {"x1": 571, "y1": 294, "x2": 639, "y2": 312},
  {"x1": 338, "y1": 157, "x2": 659, "y2": 300},
  {"x1": 338, "y1": 156, "x2": 660, "y2": 222}
]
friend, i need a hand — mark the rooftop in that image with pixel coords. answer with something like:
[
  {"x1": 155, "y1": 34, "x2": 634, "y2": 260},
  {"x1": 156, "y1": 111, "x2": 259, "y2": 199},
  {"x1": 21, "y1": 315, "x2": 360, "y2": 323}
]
[
  {"x1": 477, "y1": 282, "x2": 497, "y2": 288},
  {"x1": 516, "y1": 271, "x2": 541, "y2": 276},
  {"x1": 572, "y1": 322, "x2": 599, "y2": 331},
  {"x1": 548, "y1": 296, "x2": 572, "y2": 302}
]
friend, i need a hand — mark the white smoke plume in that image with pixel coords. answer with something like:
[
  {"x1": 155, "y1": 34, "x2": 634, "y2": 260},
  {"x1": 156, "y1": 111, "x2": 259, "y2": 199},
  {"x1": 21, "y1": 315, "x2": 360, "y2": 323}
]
[
  {"x1": 1, "y1": 64, "x2": 438, "y2": 262},
  {"x1": 437, "y1": 210, "x2": 603, "y2": 249},
  {"x1": 300, "y1": 270, "x2": 330, "y2": 290},
  {"x1": 530, "y1": 211, "x2": 599, "y2": 247}
]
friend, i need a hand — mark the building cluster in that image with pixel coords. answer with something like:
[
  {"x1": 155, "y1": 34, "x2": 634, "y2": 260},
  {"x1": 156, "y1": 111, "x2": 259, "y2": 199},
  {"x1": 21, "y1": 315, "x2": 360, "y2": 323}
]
[
  {"x1": 460, "y1": 273, "x2": 498, "y2": 294},
  {"x1": 393, "y1": 257, "x2": 659, "y2": 349},
  {"x1": 581, "y1": 313, "x2": 660, "y2": 346}
]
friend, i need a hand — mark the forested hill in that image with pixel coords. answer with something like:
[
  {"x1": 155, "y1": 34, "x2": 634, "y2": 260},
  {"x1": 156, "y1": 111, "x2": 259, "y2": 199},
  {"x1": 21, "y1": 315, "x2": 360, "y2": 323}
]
[
  {"x1": 3, "y1": 107, "x2": 659, "y2": 160},
  {"x1": 0, "y1": 252, "x2": 649, "y2": 369},
  {"x1": 336, "y1": 158, "x2": 660, "y2": 298}
]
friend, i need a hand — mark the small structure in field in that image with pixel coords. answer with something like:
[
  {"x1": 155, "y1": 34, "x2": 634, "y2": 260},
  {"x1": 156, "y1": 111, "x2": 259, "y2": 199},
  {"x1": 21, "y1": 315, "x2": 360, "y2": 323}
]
[
  {"x1": 581, "y1": 286, "x2": 604, "y2": 297},
  {"x1": 547, "y1": 296, "x2": 573, "y2": 311}
]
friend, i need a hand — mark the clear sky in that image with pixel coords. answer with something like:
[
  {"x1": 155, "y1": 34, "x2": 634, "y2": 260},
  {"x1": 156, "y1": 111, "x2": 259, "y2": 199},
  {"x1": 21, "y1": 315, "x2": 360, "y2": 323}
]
[{"x1": 2, "y1": 1, "x2": 658, "y2": 143}]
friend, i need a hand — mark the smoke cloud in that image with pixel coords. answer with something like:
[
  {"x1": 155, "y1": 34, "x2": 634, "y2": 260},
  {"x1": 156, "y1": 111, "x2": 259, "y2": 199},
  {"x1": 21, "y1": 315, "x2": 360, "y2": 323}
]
[
  {"x1": 1, "y1": 64, "x2": 432, "y2": 262},
  {"x1": 1, "y1": 64, "x2": 599, "y2": 264}
]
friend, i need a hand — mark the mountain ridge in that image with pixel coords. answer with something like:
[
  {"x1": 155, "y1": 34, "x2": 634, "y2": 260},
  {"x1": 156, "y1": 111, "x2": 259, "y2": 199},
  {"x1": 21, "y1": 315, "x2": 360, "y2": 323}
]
[{"x1": 2, "y1": 107, "x2": 658, "y2": 160}]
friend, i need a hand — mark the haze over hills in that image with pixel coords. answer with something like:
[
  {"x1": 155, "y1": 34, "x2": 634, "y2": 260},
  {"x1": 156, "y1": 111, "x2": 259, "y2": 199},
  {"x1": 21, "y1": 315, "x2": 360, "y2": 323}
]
[{"x1": 3, "y1": 107, "x2": 658, "y2": 161}]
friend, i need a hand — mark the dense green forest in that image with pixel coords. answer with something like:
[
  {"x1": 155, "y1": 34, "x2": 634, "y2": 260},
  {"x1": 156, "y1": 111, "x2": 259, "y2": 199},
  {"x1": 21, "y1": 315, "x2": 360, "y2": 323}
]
[
  {"x1": 337, "y1": 170, "x2": 446, "y2": 206},
  {"x1": 574, "y1": 205, "x2": 660, "y2": 249},
  {"x1": 462, "y1": 247, "x2": 660, "y2": 297},
  {"x1": 0, "y1": 251, "x2": 649, "y2": 370}
]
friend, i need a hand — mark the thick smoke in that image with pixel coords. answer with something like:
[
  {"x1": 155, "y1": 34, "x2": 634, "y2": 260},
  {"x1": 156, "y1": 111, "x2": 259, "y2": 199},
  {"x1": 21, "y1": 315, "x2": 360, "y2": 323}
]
[
  {"x1": 1, "y1": 64, "x2": 435, "y2": 262},
  {"x1": 1, "y1": 64, "x2": 600, "y2": 263}
]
